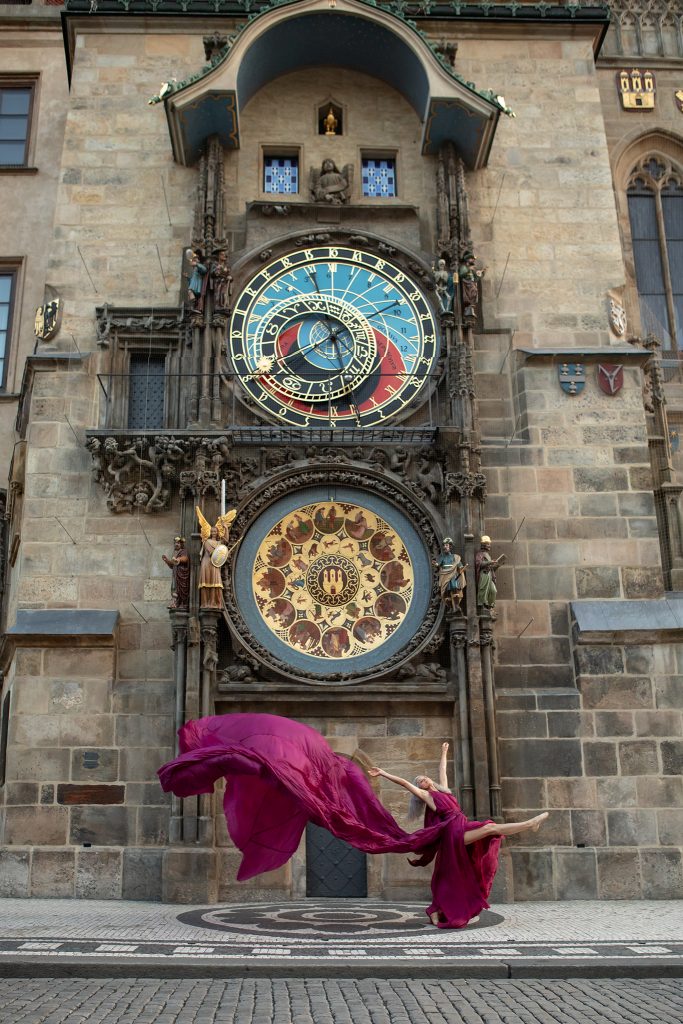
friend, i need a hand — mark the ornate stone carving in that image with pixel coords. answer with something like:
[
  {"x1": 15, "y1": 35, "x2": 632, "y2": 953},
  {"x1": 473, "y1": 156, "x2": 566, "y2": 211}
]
[
  {"x1": 203, "y1": 32, "x2": 228, "y2": 61},
  {"x1": 192, "y1": 134, "x2": 227, "y2": 256},
  {"x1": 609, "y1": 297, "x2": 628, "y2": 337},
  {"x1": 85, "y1": 435, "x2": 185, "y2": 513},
  {"x1": 449, "y1": 340, "x2": 475, "y2": 400},
  {"x1": 310, "y1": 160, "x2": 353, "y2": 204},
  {"x1": 435, "y1": 39, "x2": 458, "y2": 67},
  {"x1": 445, "y1": 470, "x2": 487, "y2": 502},
  {"x1": 95, "y1": 305, "x2": 185, "y2": 347},
  {"x1": 200, "y1": 617, "x2": 219, "y2": 671},
  {"x1": 396, "y1": 661, "x2": 447, "y2": 683},
  {"x1": 85, "y1": 435, "x2": 450, "y2": 514},
  {"x1": 605, "y1": 0, "x2": 683, "y2": 60}
]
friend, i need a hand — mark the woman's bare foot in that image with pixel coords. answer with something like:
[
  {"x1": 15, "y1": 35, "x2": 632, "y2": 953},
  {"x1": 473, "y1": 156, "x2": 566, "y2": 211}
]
[
  {"x1": 468, "y1": 916, "x2": 480, "y2": 925},
  {"x1": 530, "y1": 812, "x2": 549, "y2": 832},
  {"x1": 430, "y1": 911, "x2": 440, "y2": 926}
]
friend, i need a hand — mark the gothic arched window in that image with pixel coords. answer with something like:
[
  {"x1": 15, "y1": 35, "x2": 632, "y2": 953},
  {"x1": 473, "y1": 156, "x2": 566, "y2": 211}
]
[{"x1": 627, "y1": 157, "x2": 683, "y2": 350}]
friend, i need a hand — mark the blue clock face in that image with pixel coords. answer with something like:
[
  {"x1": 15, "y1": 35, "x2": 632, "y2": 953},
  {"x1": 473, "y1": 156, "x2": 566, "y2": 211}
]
[{"x1": 229, "y1": 245, "x2": 439, "y2": 426}]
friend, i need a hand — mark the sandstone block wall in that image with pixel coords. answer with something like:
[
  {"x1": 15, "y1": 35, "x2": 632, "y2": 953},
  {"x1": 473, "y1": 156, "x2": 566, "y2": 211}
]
[
  {"x1": 0, "y1": 21, "x2": 68, "y2": 482},
  {"x1": 459, "y1": 31, "x2": 626, "y2": 347},
  {"x1": 499, "y1": 638, "x2": 683, "y2": 900},
  {"x1": 0, "y1": 641, "x2": 174, "y2": 899}
]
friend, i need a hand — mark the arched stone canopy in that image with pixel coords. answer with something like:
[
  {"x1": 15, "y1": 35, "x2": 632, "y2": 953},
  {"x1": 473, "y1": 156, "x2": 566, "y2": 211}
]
[{"x1": 165, "y1": 0, "x2": 505, "y2": 169}]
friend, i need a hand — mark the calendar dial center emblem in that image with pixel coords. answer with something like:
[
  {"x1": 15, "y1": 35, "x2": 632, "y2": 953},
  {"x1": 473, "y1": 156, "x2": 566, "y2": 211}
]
[{"x1": 229, "y1": 246, "x2": 439, "y2": 427}]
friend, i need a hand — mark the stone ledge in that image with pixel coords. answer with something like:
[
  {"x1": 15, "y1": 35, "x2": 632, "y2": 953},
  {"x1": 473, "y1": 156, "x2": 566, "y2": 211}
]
[
  {"x1": 517, "y1": 347, "x2": 651, "y2": 366},
  {"x1": 572, "y1": 596, "x2": 683, "y2": 644},
  {"x1": 0, "y1": 609, "x2": 120, "y2": 673}
]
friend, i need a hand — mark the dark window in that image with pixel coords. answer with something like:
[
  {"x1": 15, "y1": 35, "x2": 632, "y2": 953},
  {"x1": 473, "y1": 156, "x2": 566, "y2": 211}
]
[
  {"x1": 0, "y1": 691, "x2": 10, "y2": 789},
  {"x1": 0, "y1": 86, "x2": 33, "y2": 166},
  {"x1": 627, "y1": 158, "x2": 683, "y2": 350},
  {"x1": 127, "y1": 354, "x2": 166, "y2": 429},
  {"x1": 0, "y1": 271, "x2": 17, "y2": 389}
]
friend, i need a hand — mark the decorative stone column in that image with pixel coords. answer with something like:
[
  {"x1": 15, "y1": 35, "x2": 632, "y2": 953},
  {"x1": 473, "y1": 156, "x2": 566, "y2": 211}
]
[
  {"x1": 478, "y1": 611, "x2": 502, "y2": 821},
  {"x1": 448, "y1": 615, "x2": 472, "y2": 817},
  {"x1": 169, "y1": 610, "x2": 189, "y2": 844},
  {"x1": 197, "y1": 607, "x2": 220, "y2": 845}
]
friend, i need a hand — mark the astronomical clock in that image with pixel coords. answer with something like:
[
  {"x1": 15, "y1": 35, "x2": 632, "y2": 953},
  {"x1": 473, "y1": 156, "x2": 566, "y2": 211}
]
[
  {"x1": 228, "y1": 245, "x2": 440, "y2": 427},
  {"x1": 225, "y1": 240, "x2": 444, "y2": 683}
]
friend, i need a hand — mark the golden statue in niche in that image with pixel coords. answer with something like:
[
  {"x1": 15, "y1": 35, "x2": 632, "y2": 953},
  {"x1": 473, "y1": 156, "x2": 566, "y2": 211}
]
[
  {"x1": 252, "y1": 501, "x2": 414, "y2": 659},
  {"x1": 324, "y1": 107, "x2": 338, "y2": 136}
]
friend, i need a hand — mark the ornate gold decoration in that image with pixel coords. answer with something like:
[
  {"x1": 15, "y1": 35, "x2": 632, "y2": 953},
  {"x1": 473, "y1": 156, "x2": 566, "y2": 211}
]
[
  {"x1": 617, "y1": 69, "x2": 656, "y2": 110},
  {"x1": 252, "y1": 501, "x2": 414, "y2": 660}
]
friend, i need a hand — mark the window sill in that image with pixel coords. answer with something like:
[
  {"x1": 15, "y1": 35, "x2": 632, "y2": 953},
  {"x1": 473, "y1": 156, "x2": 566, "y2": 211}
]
[{"x1": 0, "y1": 166, "x2": 38, "y2": 175}]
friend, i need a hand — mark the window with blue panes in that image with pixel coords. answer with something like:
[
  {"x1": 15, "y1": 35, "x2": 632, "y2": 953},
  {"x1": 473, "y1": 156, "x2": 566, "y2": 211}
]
[
  {"x1": 0, "y1": 86, "x2": 33, "y2": 166},
  {"x1": 361, "y1": 158, "x2": 396, "y2": 198},
  {"x1": 0, "y1": 272, "x2": 16, "y2": 389},
  {"x1": 264, "y1": 156, "x2": 299, "y2": 194}
]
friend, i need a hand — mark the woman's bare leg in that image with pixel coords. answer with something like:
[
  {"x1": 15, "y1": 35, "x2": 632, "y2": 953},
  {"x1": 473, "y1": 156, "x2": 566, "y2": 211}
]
[{"x1": 463, "y1": 812, "x2": 549, "y2": 845}]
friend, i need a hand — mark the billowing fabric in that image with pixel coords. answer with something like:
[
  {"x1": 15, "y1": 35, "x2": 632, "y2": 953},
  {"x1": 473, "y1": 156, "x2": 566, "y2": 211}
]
[
  {"x1": 409, "y1": 790, "x2": 501, "y2": 928},
  {"x1": 158, "y1": 713, "x2": 499, "y2": 927}
]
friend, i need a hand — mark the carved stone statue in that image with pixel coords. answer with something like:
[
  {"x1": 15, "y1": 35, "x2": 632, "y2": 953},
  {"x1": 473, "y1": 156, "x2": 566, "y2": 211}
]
[
  {"x1": 433, "y1": 258, "x2": 455, "y2": 313},
  {"x1": 435, "y1": 537, "x2": 467, "y2": 614},
  {"x1": 459, "y1": 249, "x2": 486, "y2": 318},
  {"x1": 475, "y1": 534, "x2": 506, "y2": 612},
  {"x1": 162, "y1": 536, "x2": 190, "y2": 609},
  {"x1": 211, "y1": 250, "x2": 233, "y2": 311},
  {"x1": 196, "y1": 505, "x2": 237, "y2": 609},
  {"x1": 310, "y1": 159, "x2": 353, "y2": 205},
  {"x1": 186, "y1": 248, "x2": 208, "y2": 312}
]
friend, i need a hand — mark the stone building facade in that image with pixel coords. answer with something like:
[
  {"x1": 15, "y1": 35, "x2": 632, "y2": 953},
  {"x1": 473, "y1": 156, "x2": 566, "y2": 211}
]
[{"x1": 0, "y1": 0, "x2": 681, "y2": 904}]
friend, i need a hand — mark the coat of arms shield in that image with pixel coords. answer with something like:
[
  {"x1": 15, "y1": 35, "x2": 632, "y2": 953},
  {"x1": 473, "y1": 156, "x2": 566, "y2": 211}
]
[
  {"x1": 558, "y1": 362, "x2": 585, "y2": 396},
  {"x1": 597, "y1": 363, "x2": 624, "y2": 396}
]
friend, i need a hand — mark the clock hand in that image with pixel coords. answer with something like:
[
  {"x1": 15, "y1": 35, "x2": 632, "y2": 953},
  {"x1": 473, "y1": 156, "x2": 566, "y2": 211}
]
[
  {"x1": 366, "y1": 299, "x2": 403, "y2": 318},
  {"x1": 330, "y1": 335, "x2": 362, "y2": 426},
  {"x1": 277, "y1": 329, "x2": 332, "y2": 364}
]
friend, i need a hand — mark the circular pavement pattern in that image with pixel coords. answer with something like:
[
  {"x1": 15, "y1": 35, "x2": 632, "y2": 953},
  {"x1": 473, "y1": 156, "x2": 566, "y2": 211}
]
[{"x1": 177, "y1": 901, "x2": 504, "y2": 938}]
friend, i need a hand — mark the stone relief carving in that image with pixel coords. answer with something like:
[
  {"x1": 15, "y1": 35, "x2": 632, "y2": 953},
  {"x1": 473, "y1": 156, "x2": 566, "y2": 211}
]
[
  {"x1": 445, "y1": 470, "x2": 487, "y2": 502},
  {"x1": 95, "y1": 305, "x2": 185, "y2": 347},
  {"x1": 310, "y1": 160, "x2": 353, "y2": 204},
  {"x1": 604, "y1": 0, "x2": 683, "y2": 60},
  {"x1": 85, "y1": 433, "x2": 452, "y2": 514}
]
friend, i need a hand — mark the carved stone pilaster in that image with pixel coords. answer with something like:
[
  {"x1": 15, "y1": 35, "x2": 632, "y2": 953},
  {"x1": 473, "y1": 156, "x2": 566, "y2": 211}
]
[
  {"x1": 169, "y1": 608, "x2": 189, "y2": 843},
  {"x1": 199, "y1": 609, "x2": 220, "y2": 679}
]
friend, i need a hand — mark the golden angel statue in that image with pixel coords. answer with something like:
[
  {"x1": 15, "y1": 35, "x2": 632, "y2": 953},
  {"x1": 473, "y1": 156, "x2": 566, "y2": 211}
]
[{"x1": 196, "y1": 506, "x2": 237, "y2": 609}]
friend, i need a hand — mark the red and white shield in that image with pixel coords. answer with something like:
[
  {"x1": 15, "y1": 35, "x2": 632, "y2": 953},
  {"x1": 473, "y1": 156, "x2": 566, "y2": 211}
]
[{"x1": 597, "y1": 363, "x2": 624, "y2": 396}]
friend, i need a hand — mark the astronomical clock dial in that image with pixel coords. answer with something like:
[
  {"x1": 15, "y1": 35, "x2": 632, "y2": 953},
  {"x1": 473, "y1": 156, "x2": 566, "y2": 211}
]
[
  {"x1": 232, "y1": 487, "x2": 433, "y2": 680},
  {"x1": 229, "y1": 245, "x2": 439, "y2": 427}
]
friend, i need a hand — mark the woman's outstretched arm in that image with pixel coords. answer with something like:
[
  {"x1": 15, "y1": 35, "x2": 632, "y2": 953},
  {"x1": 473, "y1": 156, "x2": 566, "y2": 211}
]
[
  {"x1": 438, "y1": 741, "x2": 449, "y2": 791},
  {"x1": 368, "y1": 767, "x2": 436, "y2": 811}
]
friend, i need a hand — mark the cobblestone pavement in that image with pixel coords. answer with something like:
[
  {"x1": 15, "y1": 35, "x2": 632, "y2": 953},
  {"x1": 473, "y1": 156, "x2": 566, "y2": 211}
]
[
  {"x1": 0, "y1": 899, "x2": 681, "y2": 977},
  {"x1": 0, "y1": 977, "x2": 682, "y2": 1024}
]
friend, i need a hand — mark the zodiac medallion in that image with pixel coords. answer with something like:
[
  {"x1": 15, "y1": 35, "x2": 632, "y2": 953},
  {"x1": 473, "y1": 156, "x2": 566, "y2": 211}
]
[{"x1": 252, "y1": 501, "x2": 414, "y2": 659}]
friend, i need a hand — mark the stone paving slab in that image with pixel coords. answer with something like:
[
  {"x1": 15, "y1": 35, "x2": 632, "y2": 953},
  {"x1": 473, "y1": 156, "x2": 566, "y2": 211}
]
[
  {"x1": 0, "y1": 899, "x2": 681, "y2": 979},
  {"x1": 1, "y1": 977, "x2": 683, "y2": 1024}
]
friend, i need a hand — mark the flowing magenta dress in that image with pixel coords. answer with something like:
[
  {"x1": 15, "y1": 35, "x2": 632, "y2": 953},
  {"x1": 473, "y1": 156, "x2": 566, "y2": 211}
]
[
  {"x1": 158, "y1": 713, "x2": 500, "y2": 928},
  {"x1": 409, "y1": 790, "x2": 501, "y2": 928}
]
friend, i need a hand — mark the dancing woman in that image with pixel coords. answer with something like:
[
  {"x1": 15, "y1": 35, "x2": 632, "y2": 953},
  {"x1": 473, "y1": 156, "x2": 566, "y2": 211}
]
[{"x1": 369, "y1": 742, "x2": 548, "y2": 928}]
